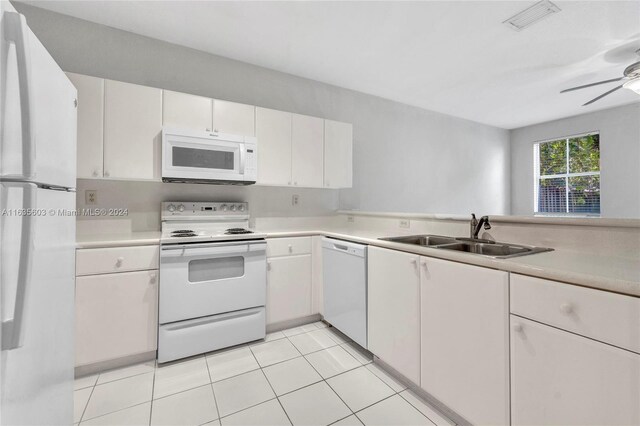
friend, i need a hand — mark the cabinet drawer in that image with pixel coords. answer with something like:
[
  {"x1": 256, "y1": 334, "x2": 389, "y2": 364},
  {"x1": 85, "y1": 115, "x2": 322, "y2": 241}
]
[
  {"x1": 266, "y1": 237, "x2": 312, "y2": 257},
  {"x1": 511, "y1": 274, "x2": 640, "y2": 353},
  {"x1": 76, "y1": 245, "x2": 159, "y2": 275}
]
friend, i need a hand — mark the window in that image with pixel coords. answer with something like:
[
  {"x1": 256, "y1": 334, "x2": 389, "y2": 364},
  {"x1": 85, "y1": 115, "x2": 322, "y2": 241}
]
[{"x1": 534, "y1": 133, "x2": 600, "y2": 215}]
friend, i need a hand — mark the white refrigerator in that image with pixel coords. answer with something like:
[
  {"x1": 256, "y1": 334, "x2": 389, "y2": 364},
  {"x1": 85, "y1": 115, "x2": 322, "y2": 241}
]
[{"x1": 0, "y1": 1, "x2": 77, "y2": 425}]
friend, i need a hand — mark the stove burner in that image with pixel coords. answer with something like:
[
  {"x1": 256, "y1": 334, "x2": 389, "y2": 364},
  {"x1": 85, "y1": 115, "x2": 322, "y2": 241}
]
[
  {"x1": 171, "y1": 233, "x2": 197, "y2": 237},
  {"x1": 171, "y1": 230, "x2": 194, "y2": 234},
  {"x1": 225, "y1": 228, "x2": 253, "y2": 235}
]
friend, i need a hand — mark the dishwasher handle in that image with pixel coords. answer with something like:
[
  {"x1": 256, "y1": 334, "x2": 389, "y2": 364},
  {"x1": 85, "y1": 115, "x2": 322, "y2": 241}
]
[{"x1": 322, "y1": 238, "x2": 367, "y2": 258}]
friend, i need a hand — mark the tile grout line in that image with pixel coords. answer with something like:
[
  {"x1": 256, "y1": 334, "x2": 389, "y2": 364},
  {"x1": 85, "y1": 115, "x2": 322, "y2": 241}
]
[
  {"x1": 247, "y1": 345, "x2": 294, "y2": 426},
  {"x1": 147, "y1": 361, "x2": 157, "y2": 426},
  {"x1": 203, "y1": 352, "x2": 223, "y2": 425},
  {"x1": 282, "y1": 332, "x2": 359, "y2": 420},
  {"x1": 78, "y1": 381, "x2": 96, "y2": 424}
]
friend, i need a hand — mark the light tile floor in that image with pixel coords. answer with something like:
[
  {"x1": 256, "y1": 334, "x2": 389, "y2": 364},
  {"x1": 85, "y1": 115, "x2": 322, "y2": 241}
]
[{"x1": 74, "y1": 321, "x2": 455, "y2": 426}]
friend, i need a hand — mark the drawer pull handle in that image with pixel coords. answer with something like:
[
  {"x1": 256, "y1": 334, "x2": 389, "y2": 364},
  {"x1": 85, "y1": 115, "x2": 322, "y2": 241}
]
[
  {"x1": 512, "y1": 323, "x2": 523, "y2": 333},
  {"x1": 149, "y1": 272, "x2": 157, "y2": 283},
  {"x1": 559, "y1": 303, "x2": 573, "y2": 314},
  {"x1": 288, "y1": 244, "x2": 293, "y2": 253},
  {"x1": 267, "y1": 261, "x2": 272, "y2": 271},
  {"x1": 115, "y1": 257, "x2": 124, "y2": 267}
]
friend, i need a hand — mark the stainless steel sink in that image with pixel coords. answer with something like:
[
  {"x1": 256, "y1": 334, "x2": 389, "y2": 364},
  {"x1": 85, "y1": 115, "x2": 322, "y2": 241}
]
[
  {"x1": 379, "y1": 235, "x2": 458, "y2": 246},
  {"x1": 379, "y1": 234, "x2": 552, "y2": 259}
]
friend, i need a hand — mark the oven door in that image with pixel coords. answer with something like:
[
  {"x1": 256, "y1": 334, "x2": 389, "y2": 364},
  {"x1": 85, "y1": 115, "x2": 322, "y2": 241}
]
[
  {"x1": 159, "y1": 240, "x2": 266, "y2": 324},
  {"x1": 162, "y1": 131, "x2": 246, "y2": 182}
]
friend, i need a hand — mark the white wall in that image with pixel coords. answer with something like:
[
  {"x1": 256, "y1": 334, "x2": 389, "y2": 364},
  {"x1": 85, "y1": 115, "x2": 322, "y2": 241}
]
[
  {"x1": 510, "y1": 103, "x2": 640, "y2": 218},
  {"x1": 17, "y1": 2, "x2": 511, "y2": 222}
]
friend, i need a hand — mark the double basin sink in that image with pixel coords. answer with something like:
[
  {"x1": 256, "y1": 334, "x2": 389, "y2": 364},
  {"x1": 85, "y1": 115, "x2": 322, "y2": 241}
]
[{"x1": 379, "y1": 234, "x2": 553, "y2": 259}]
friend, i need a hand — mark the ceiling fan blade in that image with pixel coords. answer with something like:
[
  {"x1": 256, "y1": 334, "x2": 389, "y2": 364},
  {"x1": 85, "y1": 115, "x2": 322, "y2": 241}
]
[
  {"x1": 582, "y1": 84, "x2": 624, "y2": 106},
  {"x1": 561, "y1": 77, "x2": 625, "y2": 93}
]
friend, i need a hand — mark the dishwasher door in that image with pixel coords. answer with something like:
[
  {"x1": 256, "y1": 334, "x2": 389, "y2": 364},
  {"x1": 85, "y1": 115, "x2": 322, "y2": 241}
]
[{"x1": 322, "y1": 238, "x2": 368, "y2": 348}]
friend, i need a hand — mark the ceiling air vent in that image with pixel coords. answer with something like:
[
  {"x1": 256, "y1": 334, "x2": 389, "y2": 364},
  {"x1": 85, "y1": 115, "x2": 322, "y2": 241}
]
[{"x1": 503, "y1": 0, "x2": 561, "y2": 31}]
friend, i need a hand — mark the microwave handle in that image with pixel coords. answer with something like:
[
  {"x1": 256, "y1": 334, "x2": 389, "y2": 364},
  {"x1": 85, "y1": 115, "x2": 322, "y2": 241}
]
[{"x1": 239, "y1": 145, "x2": 246, "y2": 174}]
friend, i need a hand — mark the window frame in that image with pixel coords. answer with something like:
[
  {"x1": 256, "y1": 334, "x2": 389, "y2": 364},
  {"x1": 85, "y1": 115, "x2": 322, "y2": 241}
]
[{"x1": 533, "y1": 131, "x2": 601, "y2": 217}]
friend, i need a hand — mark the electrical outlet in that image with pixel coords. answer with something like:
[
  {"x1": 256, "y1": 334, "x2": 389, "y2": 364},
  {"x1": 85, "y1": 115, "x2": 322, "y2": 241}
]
[
  {"x1": 399, "y1": 219, "x2": 410, "y2": 228},
  {"x1": 347, "y1": 215, "x2": 355, "y2": 223},
  {"x1": 85, "y1": 190, "x2": 97, "y2": 205},
  {"x1": 292, "y1": 194, "x2": 299, "y2": 206}
]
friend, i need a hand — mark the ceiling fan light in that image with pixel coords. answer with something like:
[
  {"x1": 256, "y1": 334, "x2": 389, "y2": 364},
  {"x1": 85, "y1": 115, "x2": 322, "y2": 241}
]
[{"x1": 622, "y1": 78, "x2": 640, "y2": 95}]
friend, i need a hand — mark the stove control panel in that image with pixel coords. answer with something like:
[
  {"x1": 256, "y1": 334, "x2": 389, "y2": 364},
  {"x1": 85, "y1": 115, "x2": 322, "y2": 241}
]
[{"x1": 162, "y1": 202, "x2": 249, "y2": 218}]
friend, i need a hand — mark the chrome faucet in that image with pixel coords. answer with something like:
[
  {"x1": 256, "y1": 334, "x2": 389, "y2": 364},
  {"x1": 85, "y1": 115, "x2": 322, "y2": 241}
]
[{"x1": 470, "y1": 213, "x2": 491, "y2": 239}]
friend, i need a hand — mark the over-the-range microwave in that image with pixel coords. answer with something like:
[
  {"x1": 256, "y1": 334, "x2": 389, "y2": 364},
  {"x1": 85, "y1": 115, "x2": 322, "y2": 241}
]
[{"x1": 162, "y1": 128, "x2": 257, "y2": 185}]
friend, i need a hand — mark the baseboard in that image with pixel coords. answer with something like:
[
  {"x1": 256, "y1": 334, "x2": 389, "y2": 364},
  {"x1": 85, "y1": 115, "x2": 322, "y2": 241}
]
[
  {"x1": 266, "y1": 313, "x2": 322, "y2": 333},
  {"x1": 372, "y1": 356, "x2": 470, "y2": 426},
  {"x1": 75, "y1": 350, "x2": 156, "y2": 377}
]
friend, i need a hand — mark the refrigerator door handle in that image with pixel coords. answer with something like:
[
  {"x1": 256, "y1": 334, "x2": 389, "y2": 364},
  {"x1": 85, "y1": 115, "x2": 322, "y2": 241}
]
[
  {"x1": 1, "y1": 183, "x2": 37, "y2": 350},
  {"x1": 3, "y1": 12, "x2": 35, "y2": 179}
]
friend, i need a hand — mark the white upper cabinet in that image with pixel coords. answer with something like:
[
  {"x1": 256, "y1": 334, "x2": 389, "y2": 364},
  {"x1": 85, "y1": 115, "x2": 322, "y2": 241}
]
[
  {"x1": 212, "y1": 99, "x2": 255, "y2": 136},
  {"x1": 104, "y1": 80, "x2": 162, "y2": 180},
  {"x1": 292, "y1": 114, "x2": 324, "y2": 188},
  {"x1": 256, "y1": 107, "x2": 292, "y2": 186},
  {"x1": 162, "y1": 90, "x2": 212, "y2": 131},
  {"x1": 67, "y1": 73, "x2": 104, "y2": 179},
  {"x1": 324, "y1": 119, "x2": 353, "y2": 188},
  {"x1": 71, "y1": 73, "x2": 352, "y2": 186},
  {"x1": 420, "y1": 257, "x2": 510, "y2": 426},
  {"x1": 367, "y1": 246, "x2": 421, "y2": 384}
]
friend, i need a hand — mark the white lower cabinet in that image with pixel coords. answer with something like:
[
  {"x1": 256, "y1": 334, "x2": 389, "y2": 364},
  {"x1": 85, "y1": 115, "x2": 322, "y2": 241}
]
[
  {"x1": 367, "y1": 247, "x2": 421, "y2": 384},
  {"x1": 511, "y1": 316, "x2": 640, "y2": 425},
  {"x1": 266, "y1": 237, "x2": 312, "y2": 325},
  {"x1": 75, "y1": 269, "x2": 158, "y2": 367},
  {"x1": 420, "y1": 257, "x2": 509, "y2": 425}
]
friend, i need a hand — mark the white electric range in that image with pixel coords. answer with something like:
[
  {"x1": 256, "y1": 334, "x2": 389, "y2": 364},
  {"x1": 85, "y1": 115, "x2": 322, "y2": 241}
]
[{"x1": 158, "y1": 202, "x2": 267, "y2": 363}]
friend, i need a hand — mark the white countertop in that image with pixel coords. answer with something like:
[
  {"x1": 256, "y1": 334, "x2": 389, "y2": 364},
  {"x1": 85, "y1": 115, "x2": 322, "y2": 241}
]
[
  {"x1": 76, "y1": 231, "x2": 162, "y2": 248},
  {"x1": 76, "y1": 227, "x2": 640, "y2": 297}
]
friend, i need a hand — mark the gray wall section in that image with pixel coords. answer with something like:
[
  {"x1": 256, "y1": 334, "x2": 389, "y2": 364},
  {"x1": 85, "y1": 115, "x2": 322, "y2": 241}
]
[
  {"x1": 16, "y1": 2, "x2": 511, "y2": 219},
  {"x1": 510, "y1": 103, "x2": 640, "y2": 218}
]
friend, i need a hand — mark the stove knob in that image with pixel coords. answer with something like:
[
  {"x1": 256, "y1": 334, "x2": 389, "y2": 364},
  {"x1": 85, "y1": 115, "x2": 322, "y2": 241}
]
[
  {"x1": 221, "y1": 204, "x2": 228, "y2": 212},
  {"x1": 167, "y1": 204, "x2": 176, "y2": 213},
  {"x1": 177, "y1": 204, "x2": 185, "y2": 212},
  {"x1": 238, "y1": 205, "x2": 246, "y2": 212},
  {"x1": 230, "y1": 205, "x2": 237, "y2": 212}
]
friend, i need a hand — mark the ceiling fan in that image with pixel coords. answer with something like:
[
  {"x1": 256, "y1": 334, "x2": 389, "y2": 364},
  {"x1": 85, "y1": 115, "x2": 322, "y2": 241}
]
[{"x1": 561, "y1": 48, "x2": 640, "y2": 106}]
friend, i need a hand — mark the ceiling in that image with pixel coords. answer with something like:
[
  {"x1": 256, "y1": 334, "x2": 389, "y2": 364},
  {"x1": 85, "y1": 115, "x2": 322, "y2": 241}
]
[{"x1": 25, "y1": 1, "x2": 640, "y2": 129}]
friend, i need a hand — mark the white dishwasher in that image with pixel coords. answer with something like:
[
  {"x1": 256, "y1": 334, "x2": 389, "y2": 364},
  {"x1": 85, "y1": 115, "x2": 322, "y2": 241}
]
[{"x1": 322, "y1": 238, "x2": 368, "y2": 349}]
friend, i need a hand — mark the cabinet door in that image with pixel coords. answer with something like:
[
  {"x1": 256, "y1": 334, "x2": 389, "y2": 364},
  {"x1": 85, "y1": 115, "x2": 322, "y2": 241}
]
[
  {"x1": 256, "y1": 107, "x2": 292, "y2": 186},
  {"x1": 75, "y1": 270, "x2": 158, "y2": 366},
  {"x1": 420, "y1": 257, "x2": 509, "y2": 425},
  {"x1": 162, "y1": 90, "x2": 212, "y2": 131},
  {"x1": 67, "y1": 73, "x2": 103, "y2": 179},
  {"x1": 266, "y1": 255, "x2": 312, "y2": 325},
  {"x1": 212, "y1": 99, "x2": 255, "y2": 136},
  {"x1": 292, "y1": 114, "x2": 324, "y2": 188},
  {"x1": 367, "y1": 247, "x2": 421, "y2": 384},
  {"x1": 511, "y1": 316, "x2": 640, "y2": 426},
  {"x1": 103, "y1": 80, "x2": 162, "y2": 180},
  {"x1": 324, "y1": 119, "x2": 352, "y2": 188}
]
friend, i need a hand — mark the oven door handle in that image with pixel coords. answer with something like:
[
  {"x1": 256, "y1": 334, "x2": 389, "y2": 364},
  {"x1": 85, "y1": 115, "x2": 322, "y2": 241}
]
[{"x1": 161, "y1": 243, "x2": 264, "y2": 258}]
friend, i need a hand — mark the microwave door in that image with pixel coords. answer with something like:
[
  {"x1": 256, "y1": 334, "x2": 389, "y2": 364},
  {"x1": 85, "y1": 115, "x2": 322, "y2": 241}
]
[{"x1": 164, "y1": 139, "x2": 242, "y2": 181}]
